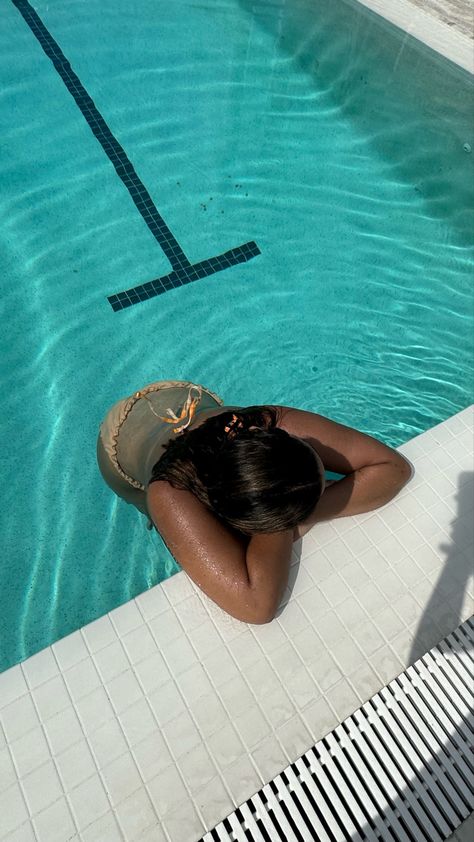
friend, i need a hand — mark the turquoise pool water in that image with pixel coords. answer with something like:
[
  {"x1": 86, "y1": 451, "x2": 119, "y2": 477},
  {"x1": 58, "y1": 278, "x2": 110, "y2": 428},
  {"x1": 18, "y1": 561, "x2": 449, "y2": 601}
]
[{"x1": 1, "y1": 0, "x2": 472, "y2": 671}]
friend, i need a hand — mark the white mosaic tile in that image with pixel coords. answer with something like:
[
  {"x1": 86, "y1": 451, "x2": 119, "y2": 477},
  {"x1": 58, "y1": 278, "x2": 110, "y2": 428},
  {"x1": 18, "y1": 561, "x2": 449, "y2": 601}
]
[
  {"x1": 221, "y1": 753, "x2": 260, "y2": 806},
  {"x1": 148, "y1": 609, "x2": 185, "y2": 648},
  {"x1": 117, "y1": 697, "x2": 158, "y2": 747},
  {"x1": 21, "y1": 649, "x2": 59, "y2": 691},
  {"x1": 0, "y1": 407, "x2": 472, "y2": 842},
  {"x1": 20, "y1": 760, "x2": 63, "y2": 817},
  {"x1": 179, "y1": 742, "x2": 217, "y2": 795},
  {"x1": 325, "y1": 678, "x2": 361, "y2": 721},
  {"x1": 162, "y1": 799, "x2": 204, "y2": 842},
  {"x1": 86, "y1": 718, "x2": 129, "y2": 770},
  {"x1": 0, "y1": 666, "x2": 28, "y2": 709},
  {"x1": 133, "y1": 730, "x2": 172, "y2": 782},
  {"x1": 233, "y1": 704, "x2": 272, "y2": 751},
  {"x1": 9, "y1": 727, "x2": 51, "y2": 780},
  {"x1": 257, "y1": 685, "x2": 296, "y2": 731},
  {"x1": 161, "y1": 570, "x2": 196, "y2": 605},
  {"x1": 189, "y1": 620, "x2": 222, "y2": 659},
  {"x1": 0, "y1": 783, "x2": 29, "y2": 838},
  {"x1": 194, "y1": 774, "x2": 231, "y2": 829},
  {"x1": 250, "y1": 617, "x2": 287, "y2": 653},
  {"x1": 1, "y1": 695, "x2": 39, "y2": 743},
  {"x1": 276, "y1": 713, "x2": 313, "y2": 761},
  {"x1": 250, "y1": 732, "x2": 289, "y2": 783},
  {"x1": 301, "y1": 695, "x2": 340, "y2": 738},
  {"x1": 63, "y1": 658, "x2": 102, "y2": 703},
  {"x1": 81, "y1": 616, "x2": 118, "y2": 654},
  {"x1": 52, "y1": 631, "x2": 89, "y2": 672},
  {"x1": 4, "y1": 822, "x2": 37, "y2": 842},
  {"x1": 120, "y1": 625, "x2": 157, "y2": 666},
  {"x1": 100, "y1": 752, "x2": 143, "y2": 807},
  {"x1": 331, "y1": 635, "x2": 366, "y2": 674},
  {"x1": 191, "y1": 693, "x2": 229, "y2": 739},
  {"x1": 79, "y1": 811, "x2": 124, "y2": 842},
  {"x1": 109, "y1": 601, "x2": 144, "y2": 638},
  {"x1": 67, "y1": 773, "x2": 110, "y2": 832},
  {"x1": 207, "y1": 722, "x2": 245, "y2": 771},
  {"x1": 0, "y1": 747, "x2": 16, "y2": 793},
  {"x1": 369, "y1": 645, "x2": 405, "y2": 684},
  {"x1": 106, "y1": 670, "x2": 143, "y2": 715},
  {"x1": 217, "y1": 674, "x2": 255, "y2": 720},
  {"x1": 93, "y1": 639, "x2": 130, "y2": 684},
  {"x1": 55, "y1": 739, "x2": 97, "y2": 791},
  {"x1": 146, "y1": 763, "x2": 188, "y2": 818},
  {"x1": 75, "y1": 686, "x2": 115, "y2": 734},
  {"x1": 134, "y1": 585, "x2": 169, "y2": 623},
  {"x1": 162, "y1": 635, "x2": 199, "y2": 676},
  {"x1": 147, "y1": 680, "x2": 186, "y2": 728},
  {"x1": 161, "y1": 710, "x2": 201, "y2": 760},
  {"x1": 132, "y1": 650, "x2": 170, "y2": 696},
  {"x1": 42, "y1": 707, "x2": 84, "y2": 757},
  {"x1": 114, "y1": 788, "x2": 159, "y2": 842},
  {"x1": 31, "y1": 676, "x2": 72, "y2": 723},
  {"x1": 32, "y1": 796, "x2": 76, "y2": 842},
  {"x1": 176, "y1": 663, "x2": 213, "y2": 707}
]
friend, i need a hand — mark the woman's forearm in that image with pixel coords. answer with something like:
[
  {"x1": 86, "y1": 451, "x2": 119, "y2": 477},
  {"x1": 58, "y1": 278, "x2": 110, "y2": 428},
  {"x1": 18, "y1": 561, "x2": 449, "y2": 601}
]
[
  {"x1": 244, "y1": 531, "x2": 294, "y2": 621},
  {"x1": 295, "y1": 457, "x2": 412, "y2": 539}
]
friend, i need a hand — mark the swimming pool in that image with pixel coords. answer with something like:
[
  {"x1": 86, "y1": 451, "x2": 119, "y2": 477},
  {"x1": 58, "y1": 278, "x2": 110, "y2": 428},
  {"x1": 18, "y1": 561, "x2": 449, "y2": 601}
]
[{"x1": 1, "y1": 0, "x2": 472, "y2": 672}]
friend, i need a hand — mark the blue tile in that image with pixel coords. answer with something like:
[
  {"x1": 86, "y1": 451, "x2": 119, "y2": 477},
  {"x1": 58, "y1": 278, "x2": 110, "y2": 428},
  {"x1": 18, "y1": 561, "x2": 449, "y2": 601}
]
[{"x1": 13, "y1": 0, "x2": 261, "y2": 313}]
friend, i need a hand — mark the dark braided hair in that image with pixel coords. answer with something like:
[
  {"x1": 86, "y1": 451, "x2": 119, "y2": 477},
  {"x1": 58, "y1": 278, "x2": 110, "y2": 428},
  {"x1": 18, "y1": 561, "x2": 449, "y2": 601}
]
[{"x1": 149, "y1": 406, "x2": 324, "y2": 534}]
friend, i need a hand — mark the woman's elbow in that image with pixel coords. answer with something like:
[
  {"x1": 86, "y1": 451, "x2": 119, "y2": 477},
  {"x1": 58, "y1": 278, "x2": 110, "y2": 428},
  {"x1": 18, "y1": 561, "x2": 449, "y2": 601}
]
[
  {"x1": 395, "y1": 453, "x2": 414, "y2": 488},
  {"x1": 250, "y1": 606, "x2": 276, "y2": 625},
  {"x1": 235, "y1": 597, "x2": 277, "y2": 626}
]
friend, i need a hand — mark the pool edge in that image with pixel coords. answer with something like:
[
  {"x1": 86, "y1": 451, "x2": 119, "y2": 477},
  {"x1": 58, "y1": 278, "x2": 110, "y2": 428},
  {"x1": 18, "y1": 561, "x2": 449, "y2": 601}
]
[
  {"x1": 0, "y1": 405, "x2": 473, "y2": 842},
  {"x1": 354, "y1": 0, "x2": 474, "y2": 74}
]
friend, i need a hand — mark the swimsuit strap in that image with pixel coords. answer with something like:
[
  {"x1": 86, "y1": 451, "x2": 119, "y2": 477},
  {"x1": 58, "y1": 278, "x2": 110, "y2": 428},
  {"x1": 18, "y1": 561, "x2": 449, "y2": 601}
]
[
  {"x1": 140, "y1": 384, "x2": 203, "y2": 434},
  {"x1": 103, "y1": 380, "x2": 223, "y2": 492}
]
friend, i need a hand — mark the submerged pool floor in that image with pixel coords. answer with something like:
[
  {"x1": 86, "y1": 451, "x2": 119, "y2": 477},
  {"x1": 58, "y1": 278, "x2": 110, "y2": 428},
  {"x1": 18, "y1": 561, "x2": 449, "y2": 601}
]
[{"x1": 0, "y1": 0, "x2": 473, "y2": 669}]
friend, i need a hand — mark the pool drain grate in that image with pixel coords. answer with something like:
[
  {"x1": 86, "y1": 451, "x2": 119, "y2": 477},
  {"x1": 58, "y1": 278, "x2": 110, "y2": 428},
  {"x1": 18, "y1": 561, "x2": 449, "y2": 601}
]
[{"x1": 202, "y1": 617, "x2": 474, "y2": 841}]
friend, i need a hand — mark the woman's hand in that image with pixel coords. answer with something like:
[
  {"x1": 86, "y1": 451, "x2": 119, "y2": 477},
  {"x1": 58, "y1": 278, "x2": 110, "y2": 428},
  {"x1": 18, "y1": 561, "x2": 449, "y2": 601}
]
[
  {"x1": 294, "y1": 459, "x2": 411, "y2": 538},
  {"x1": 276, "y1": 406, "x2": 412, "y2": 538}
]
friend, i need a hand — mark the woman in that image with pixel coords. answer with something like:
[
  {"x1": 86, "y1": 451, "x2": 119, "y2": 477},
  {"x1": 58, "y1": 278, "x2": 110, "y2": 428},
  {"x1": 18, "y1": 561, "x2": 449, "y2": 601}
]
[{"x1": 97, "y1": 379, "x2": 411, "y2": 624}]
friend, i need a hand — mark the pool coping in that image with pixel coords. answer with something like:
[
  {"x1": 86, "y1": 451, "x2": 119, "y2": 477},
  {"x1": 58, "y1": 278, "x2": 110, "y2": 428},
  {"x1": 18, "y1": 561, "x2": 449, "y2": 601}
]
[
  {"x1": 355, "y1": 0, "x2": 474, "y2": 73},
  {"x1": 0, "y1": 405, "x2": 472, "y2": 842}
]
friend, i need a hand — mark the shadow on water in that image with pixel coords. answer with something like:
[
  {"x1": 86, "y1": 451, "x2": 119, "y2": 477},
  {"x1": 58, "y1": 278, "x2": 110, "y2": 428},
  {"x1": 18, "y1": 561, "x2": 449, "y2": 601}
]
[
  {"x1": 410, "y1": 471, "x2": 474, "y2": 663},
  {"x1": 236, "y1": 0, "x2": 474, "y2": 246}
]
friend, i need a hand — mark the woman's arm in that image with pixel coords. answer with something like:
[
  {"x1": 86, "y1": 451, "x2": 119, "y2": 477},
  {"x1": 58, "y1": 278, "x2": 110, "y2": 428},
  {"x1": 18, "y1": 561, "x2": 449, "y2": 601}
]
[
  {"x1": 147, "y1": 481, "x2": 293, "y2": 624},
  {"x1": 276, "y1": 406, "x2": 412, "y2": 537}
]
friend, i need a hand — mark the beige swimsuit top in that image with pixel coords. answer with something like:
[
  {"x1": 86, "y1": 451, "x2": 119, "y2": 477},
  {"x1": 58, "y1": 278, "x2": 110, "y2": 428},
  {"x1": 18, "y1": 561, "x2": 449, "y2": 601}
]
[{"x1": 100, "y1": 380, "x2": 223, "y2": 491}]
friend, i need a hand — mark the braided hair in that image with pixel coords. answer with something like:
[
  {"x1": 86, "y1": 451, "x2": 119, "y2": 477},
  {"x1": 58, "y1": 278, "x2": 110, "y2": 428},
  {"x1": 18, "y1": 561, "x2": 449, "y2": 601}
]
[{"x1": 149, "y1": 406, "x2": 324, "y2": 534}]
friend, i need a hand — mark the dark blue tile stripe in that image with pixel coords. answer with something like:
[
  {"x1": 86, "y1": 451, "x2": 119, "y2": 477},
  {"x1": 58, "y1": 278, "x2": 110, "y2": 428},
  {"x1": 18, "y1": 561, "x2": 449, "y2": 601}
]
[
  {"x1": 12, "y1": 0, "x2": 261, "y2": 310},
  {"x1": 108, "y1": 241, "x2": 261, "y2": 310},
  {"x1": 12, "y1": 0, "x2": 191, "y2": 270}
]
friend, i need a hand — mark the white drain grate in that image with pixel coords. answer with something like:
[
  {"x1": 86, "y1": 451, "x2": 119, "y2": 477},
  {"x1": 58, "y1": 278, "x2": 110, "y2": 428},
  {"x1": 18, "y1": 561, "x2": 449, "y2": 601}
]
[{"x1": 202, "y1": 618, "x2": 474, "y2": 842}]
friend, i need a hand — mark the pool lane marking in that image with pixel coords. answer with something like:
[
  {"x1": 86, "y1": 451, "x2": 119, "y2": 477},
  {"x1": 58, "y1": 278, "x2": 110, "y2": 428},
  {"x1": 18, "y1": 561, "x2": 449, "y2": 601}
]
[
  {"x1": 107, "y1": 241, "x2": 260, "y2": 311},
  {"x1": 12, "y1": 0, "x2": 260, "y2": 310}
]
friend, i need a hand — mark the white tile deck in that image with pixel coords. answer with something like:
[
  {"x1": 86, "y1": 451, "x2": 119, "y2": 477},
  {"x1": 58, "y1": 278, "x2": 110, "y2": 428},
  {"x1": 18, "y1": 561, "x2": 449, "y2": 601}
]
[
  {"x1": 401, "y1": 0, "x2": 473, "y2": 39},
  {"x1": 0, "y1": 406, "x2": 473, "y2": 841},
  {"x1": 356, "y1": 0, "x2": 474, "y2": 72}
]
